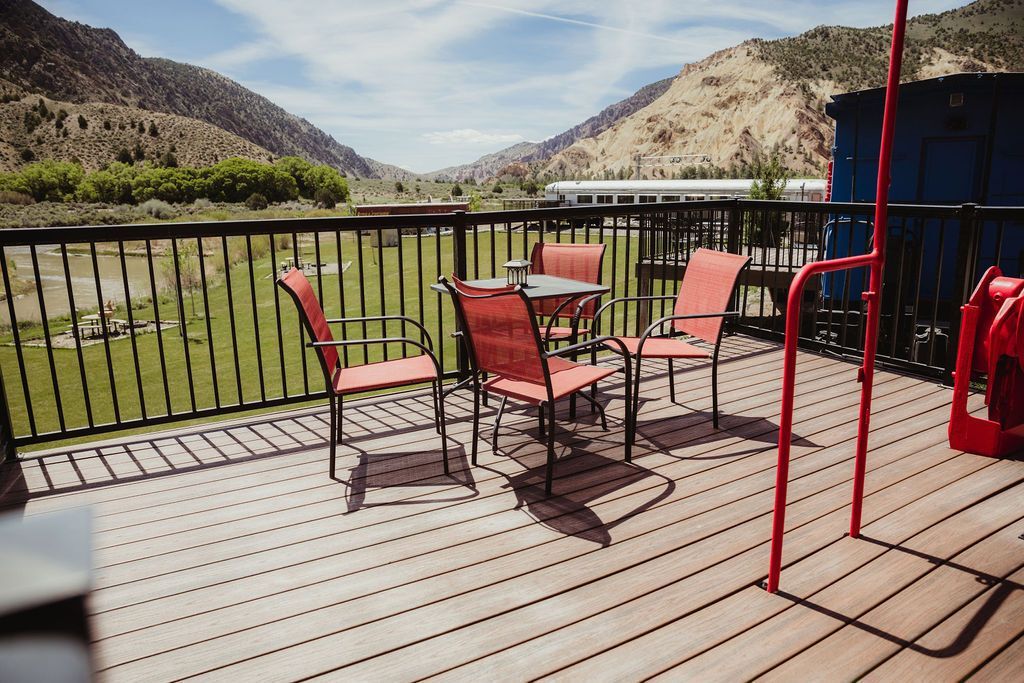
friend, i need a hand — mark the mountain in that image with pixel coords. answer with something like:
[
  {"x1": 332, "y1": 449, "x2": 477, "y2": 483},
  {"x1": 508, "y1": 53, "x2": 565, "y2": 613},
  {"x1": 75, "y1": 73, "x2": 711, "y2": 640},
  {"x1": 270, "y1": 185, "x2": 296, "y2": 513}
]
[
  {"x1": 0, "y1": 92, "x2": 279, "y2": 172},
  {"x1": 457, "y1": 0, "x2": 1024, "y2": 181},
  {"x1": 429, "y1": 76, "x2": 674, "y2": 181},
  {"x1": 0, "y1": 0, "x2": 404, "y2": 177}
]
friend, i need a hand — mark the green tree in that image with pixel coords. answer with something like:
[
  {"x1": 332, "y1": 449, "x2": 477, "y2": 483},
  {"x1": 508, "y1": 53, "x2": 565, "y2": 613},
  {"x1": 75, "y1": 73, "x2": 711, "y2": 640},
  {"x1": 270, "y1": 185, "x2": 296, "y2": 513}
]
[
  {"x1": 746, "y1": 154, "x2": 790, "y2": 245},
  {"x1": 148, "y1": 121, "x2": 159, "y2": 137},
  {"x1": 394, "y1": 181, "x2": 405, "y2": 193},
  {"x1": 76, "y1": 163, "x2": 136, "y2": 204},
  {"x1": 275, "y1": 156, "x2": 313, "y2": 195},
  {"x1": 77, "y1": 114, "x2": 87, "y2": 129},
  {"x1": 302, "y1": 165, "x2": 348, "y2": 203},
  {"x1": 749, "y1": 154, "x2": 789, "y2": 200},
  {"x1": 116, "y1": 147, "x2": 133, "y2": 164},
  {"x1": 133, "y1": 142, "x2": 146, "y2": 161},
  {"x1": 17, "y1": 160, "x2": 85, "y2": 202},
  {"x1": 451, "y1": 183, "x2": 463, "y2": 197},
  {"x1": 523, "y1": 179, "x2": 539, "y2": 196},
  {"x1": 492, "y1": 183, "x2": 503, "y2": 194}
]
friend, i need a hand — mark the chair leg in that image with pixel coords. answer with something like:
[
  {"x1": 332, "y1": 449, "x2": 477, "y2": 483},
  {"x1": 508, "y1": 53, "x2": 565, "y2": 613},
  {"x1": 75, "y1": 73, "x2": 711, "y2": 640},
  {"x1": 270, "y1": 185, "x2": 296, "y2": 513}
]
[
  {"x1": 432, "y1": 381, "x2": 441, "y2": 434},
  {"x1": 481, "y1": 372, "x2": 489, "y2": 407},
  {"x1": 328, "y1": 394, "x2": 337, "y2": 479},
  {"x1": 712, "y1": 349, "x2": 721, "y2": 429},
  {"x1": 435, "y1": 379, "x2": 449, "y2": 475},
  {"x1": 337, "y1": 395, "x2": 344, "y2": 444},
  {"x1": 668, "y1": 358, "x2": 676, "y2": 403},
  {"x1": 471, "y1": 380, "x2": 481, "y2": 466},
  {"x1": 544, "y1": 400, "x2": 556, "y2": 496},
  {"x1": 590, "y1": 346, "x2": 598, "y2": 414},
  {"x1": 574, "y1": 391, "x2": 608, "y2": 430},
  {"x1": 492, "y1": 395, "x2": 508, "y2": 453},
  {"x1": 632, "y1": 354, "x2": 644, "y2": 420},
  {"x1": 538, "y1": 404, "x2": 545, "y2": 435},
  {"x1": 623, "y1": 360, "x2": 633, "y2": 463}
]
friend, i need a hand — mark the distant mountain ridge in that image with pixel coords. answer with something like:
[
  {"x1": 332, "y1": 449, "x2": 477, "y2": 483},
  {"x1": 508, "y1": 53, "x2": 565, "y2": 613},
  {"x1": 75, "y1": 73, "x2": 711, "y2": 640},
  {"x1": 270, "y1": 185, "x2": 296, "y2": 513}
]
[
  {"x1": 0, "y1": 0, "x2": 406, "y2": 177},
  {"x1": 447, "y1": 0, "x2": 1024, "y2": 181},
  {"x1": 430, "y1": 76, "x2": 674, "y2": 180}
]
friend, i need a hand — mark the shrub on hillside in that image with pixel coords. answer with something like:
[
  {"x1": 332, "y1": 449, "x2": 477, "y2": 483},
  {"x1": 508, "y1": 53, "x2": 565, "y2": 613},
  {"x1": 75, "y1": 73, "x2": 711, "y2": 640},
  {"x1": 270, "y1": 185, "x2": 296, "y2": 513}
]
[
  {"x1": 78, "y1": 114, "x2": 87, "y2": 129},
  {"x1": 138, "y1": 199, "x2": 176, "y2": 220},
  {"x1": 245, "y1": 192, "x2": 269, "y2": 210},
  {"x1": 0, "y1": 191, "x2": 35, "y2": 205},
  {"x1": 314, "y1": 187, "x2": 338, "y2": 208}
]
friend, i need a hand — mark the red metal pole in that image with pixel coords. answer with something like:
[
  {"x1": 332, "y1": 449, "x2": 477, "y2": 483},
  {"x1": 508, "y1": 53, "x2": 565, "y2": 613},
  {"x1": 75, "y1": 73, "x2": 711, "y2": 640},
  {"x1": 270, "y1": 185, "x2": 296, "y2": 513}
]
[
  {"x1": 849, "y1": 0, "x2": 908, "y2": 538},
  {"x1": 765, "y1": 0, "x2": 908, "y2": 593}
]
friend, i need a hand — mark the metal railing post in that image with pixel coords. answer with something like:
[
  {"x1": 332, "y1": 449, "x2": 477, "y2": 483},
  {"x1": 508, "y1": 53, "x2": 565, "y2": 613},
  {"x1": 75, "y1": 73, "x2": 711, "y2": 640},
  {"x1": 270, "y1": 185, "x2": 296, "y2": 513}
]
[
  {"x1": 946, "y1": 202, "x2": 981, "y2": 385},
  {"x1": 452, "y1": 211, "x2": 471, "y2": 380},
  {"x1": 0, "y1": 366, "x2": 16, "y2": 463}
]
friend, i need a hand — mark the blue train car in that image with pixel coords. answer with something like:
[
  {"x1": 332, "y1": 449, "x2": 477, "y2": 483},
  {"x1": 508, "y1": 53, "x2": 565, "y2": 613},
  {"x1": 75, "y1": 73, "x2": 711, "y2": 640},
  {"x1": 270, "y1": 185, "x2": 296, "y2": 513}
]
[{"x1": 824, "y1": 71, "x2": 1024, "y2": 304}]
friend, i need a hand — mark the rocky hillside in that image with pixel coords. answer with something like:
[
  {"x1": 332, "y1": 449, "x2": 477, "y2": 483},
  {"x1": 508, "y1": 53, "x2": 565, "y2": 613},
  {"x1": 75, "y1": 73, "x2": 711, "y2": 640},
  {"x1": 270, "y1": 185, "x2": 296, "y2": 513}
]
[
  {"x1": 0, "y1": 0, "x2": 403, "y2": 177},
  {"x1": 431, "y1": 77, "x2": 674, "y2": 181},
  {"x1": 466, "y1": 0, "x2": 1023, "y2": 180},
  {"x1": 0, "y1": 91, "x2": 278, "y2": 172}
]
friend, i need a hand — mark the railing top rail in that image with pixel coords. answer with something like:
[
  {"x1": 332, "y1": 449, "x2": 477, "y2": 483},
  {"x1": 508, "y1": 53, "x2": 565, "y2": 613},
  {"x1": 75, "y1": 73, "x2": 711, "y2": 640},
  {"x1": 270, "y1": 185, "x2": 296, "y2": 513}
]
[{"x1": 0, "y1": 199, "x2": 1020, "y2": 247}]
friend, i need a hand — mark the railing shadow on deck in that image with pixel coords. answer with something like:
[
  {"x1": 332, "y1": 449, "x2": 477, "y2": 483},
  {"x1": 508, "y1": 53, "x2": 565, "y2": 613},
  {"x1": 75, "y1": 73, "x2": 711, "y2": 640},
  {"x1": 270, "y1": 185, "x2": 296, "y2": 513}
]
[{"x1": 0, "y1": 391, "x2": 465, "y2": 509}]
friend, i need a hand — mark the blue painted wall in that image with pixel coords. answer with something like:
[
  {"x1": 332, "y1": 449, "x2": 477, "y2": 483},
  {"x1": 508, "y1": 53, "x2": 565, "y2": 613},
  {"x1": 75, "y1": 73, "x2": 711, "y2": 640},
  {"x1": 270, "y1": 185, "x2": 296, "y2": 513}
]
[{"x1": 824, "y1": 72, "x2": 1023, "y2": 304}]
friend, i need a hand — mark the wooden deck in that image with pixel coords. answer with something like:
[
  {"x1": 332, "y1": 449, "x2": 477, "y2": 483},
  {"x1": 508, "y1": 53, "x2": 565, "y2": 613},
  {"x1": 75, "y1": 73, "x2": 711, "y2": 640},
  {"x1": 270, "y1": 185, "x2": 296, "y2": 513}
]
[{"x1": 1, "y1": 336, "x2": 1022, "y2": 682}]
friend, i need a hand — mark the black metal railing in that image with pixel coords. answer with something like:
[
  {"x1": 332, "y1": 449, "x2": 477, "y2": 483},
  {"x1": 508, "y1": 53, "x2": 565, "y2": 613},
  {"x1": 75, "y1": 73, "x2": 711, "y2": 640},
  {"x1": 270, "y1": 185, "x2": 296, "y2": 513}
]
[{"x1": 0, "y1": 199, "x2": 1019, "y2": 458}]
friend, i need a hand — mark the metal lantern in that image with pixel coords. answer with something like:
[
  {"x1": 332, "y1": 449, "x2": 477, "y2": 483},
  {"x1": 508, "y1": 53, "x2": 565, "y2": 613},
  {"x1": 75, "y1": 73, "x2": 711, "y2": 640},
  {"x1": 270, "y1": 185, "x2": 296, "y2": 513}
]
[{"x1": 503, "y1": 259, "x2": 531, "y2": 285}]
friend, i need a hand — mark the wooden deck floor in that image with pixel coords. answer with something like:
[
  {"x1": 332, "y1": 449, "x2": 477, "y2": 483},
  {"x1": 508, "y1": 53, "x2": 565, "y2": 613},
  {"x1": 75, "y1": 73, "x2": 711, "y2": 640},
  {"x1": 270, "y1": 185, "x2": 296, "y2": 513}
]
[{"x1": 2, "y1": 336, "x2": 1022, "y2": 682}]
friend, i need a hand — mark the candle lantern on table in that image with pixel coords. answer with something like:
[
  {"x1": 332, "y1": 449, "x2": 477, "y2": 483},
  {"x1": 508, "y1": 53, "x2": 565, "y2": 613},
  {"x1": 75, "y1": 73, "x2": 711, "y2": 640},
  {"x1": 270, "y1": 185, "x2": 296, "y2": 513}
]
[{"x1": 503, "y1": 259, "x2": 531, "y2": 286}]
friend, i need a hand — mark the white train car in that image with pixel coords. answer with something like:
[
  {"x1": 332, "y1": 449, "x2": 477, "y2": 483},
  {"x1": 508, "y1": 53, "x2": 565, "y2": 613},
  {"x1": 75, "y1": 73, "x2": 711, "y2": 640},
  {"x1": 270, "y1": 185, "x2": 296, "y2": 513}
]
[{"x1": 544, "y1": 179, "x2": 827, "y2": 206}]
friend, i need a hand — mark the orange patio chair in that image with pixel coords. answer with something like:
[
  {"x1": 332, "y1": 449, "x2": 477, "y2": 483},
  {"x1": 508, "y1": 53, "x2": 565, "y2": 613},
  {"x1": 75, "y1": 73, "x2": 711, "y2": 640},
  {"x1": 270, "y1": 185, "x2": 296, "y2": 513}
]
[
  {"x1": 277, "y1": 268, "x2": 448, "y2": 478},
  {"x1": 530, "y1": 241, "x2": 607, "y2": 344},
  {"x1": 596, "y1": 248, "x2": 751, "y2": 428},
  {"x1": 441, "y1": 275, "x2": 632, "y2": 495}
]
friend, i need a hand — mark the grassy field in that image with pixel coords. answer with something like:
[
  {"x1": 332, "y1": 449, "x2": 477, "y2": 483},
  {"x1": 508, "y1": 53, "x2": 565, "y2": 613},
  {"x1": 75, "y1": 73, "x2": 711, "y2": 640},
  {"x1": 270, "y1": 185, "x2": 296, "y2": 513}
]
[{"x1": 1, "y1": 228, "x2": 642, "y2": 451}]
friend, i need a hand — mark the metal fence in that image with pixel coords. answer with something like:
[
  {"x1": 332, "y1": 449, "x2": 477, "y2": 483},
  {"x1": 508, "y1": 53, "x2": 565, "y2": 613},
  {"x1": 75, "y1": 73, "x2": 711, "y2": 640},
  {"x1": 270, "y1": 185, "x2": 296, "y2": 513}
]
[{"x1": 0, "y1": 199, "x2": 1020, "y2": 457}]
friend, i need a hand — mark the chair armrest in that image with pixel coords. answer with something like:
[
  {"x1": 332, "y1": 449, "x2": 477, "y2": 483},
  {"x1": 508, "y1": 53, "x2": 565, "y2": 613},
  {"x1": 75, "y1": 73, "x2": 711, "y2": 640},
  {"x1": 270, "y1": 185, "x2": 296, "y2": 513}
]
[
  {"x1": 592, "y1": 295, "x2": 676, "y2": 330},
  {"x1": 325, "y1": 315, "x2": 434, "y2": 349},
  {"x1": 637, "y1": 311, "x2": 740, "y2": 352},
  {"x1": 544, "y1": 335, "x2": 628, "y2": 359},
  {"x1": 308, "y1": 337, "x2": 443, "y2": 374},
  {"x1": 542, "y1": 293, "x2": 591, "y2": 340}
]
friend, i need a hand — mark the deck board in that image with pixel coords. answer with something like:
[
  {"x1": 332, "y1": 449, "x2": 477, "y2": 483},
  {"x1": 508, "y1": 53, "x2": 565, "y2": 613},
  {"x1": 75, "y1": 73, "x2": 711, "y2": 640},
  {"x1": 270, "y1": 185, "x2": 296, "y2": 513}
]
[{"x1": 1, "y1": 336, "x2": 1020, "y2": 682}]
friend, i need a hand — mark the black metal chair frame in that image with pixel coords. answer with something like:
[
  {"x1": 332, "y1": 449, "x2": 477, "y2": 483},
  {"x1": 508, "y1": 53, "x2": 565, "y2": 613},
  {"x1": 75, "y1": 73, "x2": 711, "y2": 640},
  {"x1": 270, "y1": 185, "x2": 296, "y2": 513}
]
[
  {"x1": 277, "y1": 279, "x2": 449, "y2": 479},
  {"x1": 577, "y1": 257, "x2": 750, "y2": 428},
  {"x1": 440, "y1": 277, "x2": 634, "y2": 495}
]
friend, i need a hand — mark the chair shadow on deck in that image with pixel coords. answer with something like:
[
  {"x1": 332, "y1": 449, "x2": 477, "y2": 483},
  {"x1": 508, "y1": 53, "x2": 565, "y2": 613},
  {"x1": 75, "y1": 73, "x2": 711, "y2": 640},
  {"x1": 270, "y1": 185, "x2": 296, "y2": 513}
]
[
  {"x1": 774, "y1": 533, "x2": 1024, "y2": 659},
  {"x1": 634, "y1": 402, "x2": 818, "y2": 460},
  {"x1": 339, "y1": 443, "x2": 477, "y2": 512},
  {"x1": 482, "y1": 410, "x2": 675, "y2": 546}
]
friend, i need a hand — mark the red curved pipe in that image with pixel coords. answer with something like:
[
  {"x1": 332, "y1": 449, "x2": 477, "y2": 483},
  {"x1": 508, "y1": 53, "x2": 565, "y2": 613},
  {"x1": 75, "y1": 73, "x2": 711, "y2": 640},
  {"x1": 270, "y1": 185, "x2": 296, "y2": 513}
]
[{"x1": 765, "y1": 0, "x2": 909, "y2": 594}]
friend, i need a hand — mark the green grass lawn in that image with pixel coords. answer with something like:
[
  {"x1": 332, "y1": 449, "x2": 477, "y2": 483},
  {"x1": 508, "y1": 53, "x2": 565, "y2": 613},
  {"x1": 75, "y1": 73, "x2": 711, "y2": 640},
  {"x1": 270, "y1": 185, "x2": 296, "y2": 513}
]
[{"x1": 1, "y1": 228, "x2": 643, "y2": 451}]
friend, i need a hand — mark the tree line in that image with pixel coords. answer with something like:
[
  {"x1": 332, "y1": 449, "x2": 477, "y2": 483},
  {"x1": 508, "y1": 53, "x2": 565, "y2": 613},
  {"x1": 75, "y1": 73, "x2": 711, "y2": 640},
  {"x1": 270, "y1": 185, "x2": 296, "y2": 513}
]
[{"x1": 0, "y1": 156, "x2": 349, "y2": 207}]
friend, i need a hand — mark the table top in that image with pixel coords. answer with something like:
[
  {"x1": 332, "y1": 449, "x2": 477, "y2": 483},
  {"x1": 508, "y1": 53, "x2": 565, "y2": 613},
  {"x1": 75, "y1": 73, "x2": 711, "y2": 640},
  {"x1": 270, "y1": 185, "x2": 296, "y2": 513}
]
[{"x1": 431, "y1": 274, "x2": 609, "y2": 301}]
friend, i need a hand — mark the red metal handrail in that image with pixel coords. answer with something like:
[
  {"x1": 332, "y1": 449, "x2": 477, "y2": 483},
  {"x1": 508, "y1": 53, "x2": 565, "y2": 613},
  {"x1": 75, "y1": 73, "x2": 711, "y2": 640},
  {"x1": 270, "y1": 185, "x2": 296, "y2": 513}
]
[{"x1": 765, "y1": 0, "x2": 909, "y2": 594}]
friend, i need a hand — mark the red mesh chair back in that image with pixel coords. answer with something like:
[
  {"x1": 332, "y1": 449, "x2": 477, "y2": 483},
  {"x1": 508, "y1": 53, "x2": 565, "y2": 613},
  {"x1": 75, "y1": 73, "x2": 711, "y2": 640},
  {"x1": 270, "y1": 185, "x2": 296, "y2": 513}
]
[
  {"x1": 530, "y1": 242, "x2": 607, "y2": 319},
  {"x1": 277, "y1": 268, "x2": 338, "y2": 385},
  {"x1": 673, "y1": 248, "x2": 750, "y2": 344},
  {"x1": 450, "y1": 277, "x2": 546, "y2": 384}
]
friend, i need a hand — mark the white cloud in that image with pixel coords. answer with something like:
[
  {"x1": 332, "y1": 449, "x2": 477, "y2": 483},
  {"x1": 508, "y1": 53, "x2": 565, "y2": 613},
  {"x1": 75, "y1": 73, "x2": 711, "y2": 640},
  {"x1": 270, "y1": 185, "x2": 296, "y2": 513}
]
[
  {"x1": 423, "y1": 129, "x2": 525, "y2": 146},
  {"x1": 194, "y1": 0, "x2": 967, "y2": 172}
]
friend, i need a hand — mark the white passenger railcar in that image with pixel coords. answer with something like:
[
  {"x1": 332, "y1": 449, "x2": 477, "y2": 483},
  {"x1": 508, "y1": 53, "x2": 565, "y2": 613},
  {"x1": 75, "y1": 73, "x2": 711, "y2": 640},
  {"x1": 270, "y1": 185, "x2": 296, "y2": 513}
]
[{"x1": 544, "y1": 179, "x2": 827, "y2": 206}]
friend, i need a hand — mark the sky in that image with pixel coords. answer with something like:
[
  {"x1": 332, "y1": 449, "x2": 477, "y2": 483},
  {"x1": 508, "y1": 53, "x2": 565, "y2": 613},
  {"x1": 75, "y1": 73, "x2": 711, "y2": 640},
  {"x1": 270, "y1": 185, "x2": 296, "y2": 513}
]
[{"x1": 39, "y1": 0, "x2": 968, "y2": 173}]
